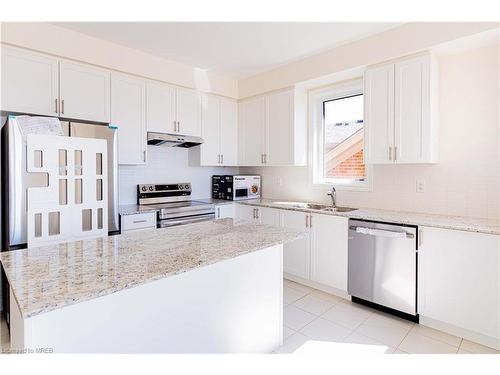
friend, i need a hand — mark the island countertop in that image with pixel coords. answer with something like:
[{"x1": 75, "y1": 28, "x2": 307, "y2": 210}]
[{"x1": 0, "y1": 218, "x2": 304, "y2": 319}]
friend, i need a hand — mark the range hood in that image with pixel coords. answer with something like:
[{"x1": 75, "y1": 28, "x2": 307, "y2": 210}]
[{"x1": 147, "y1": 132, "x2": 203, "y2": 148}]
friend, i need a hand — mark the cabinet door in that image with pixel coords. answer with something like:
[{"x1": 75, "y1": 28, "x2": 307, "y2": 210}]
[
  {"x1": 394, "y1": 55, "x2": 431, "y2": 163},
  {"x1": 419, "y1": 227, "x2": 499, "y2": 342},
  {"x1": 111, "y1": 73, "x2": 146, "y2": 165},
  {"x1": 236, "y1": 204, "x2": 257, "y2": 222},
  {"x1": 200, "y1": 95, "x2": 221, "y2": 166},
  {"x1": 364, "y1": 64, "x2": 395, "y2": 164},
  {"x1": 176, "y1": 87, "x2": 201, "y2": 137},
  {"x1": 219, "y1": 98, "x2": 238, "y2": 166},
  {"x1": 146, "y1": 81, "x2": 176, "y2": 133},
  {"x1": 266, "y1": 90, "x2": 293, "y2": 166},
  {"x1": 281, "y1": 210, "x2": 310, "y2": 279},
  {"x1": 1, "y1": 46, "x2": 59, "y2": 116},
  {"x1": 216, "y1": 204, "x2": 235, "y2": 219},
  {"x1": 238, "y1": 97, "x2": 266, "y2": 166},
  {"x1": 257, "y1": 206, "x2": 279, "y2": 226},
  {"x1": 310, "y1": 214, "x2": 348, "y2": 291},
  {"x1": 59, "y1": 61, "x2": 110, "y2": 122}
]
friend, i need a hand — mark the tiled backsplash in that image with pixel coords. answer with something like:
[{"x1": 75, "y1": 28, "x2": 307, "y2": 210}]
[{"x1": 119, "y1": 146, "x2": 238, "y2": 205}]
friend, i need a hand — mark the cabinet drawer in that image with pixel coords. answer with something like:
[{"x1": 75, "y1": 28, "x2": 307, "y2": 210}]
[{"x1": 121, "y1": 212, "x2": 157, "y2": 232}]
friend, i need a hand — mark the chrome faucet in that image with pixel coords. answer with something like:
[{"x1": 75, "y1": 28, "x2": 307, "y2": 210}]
[{"x1": 327, "y1": 186, "x2": 337, "y2": 208}]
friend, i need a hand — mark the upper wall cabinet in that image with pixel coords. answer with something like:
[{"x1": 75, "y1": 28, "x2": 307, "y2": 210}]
[
  {"x1": 146, "y1": 83, "x2": 201, "y2": 137},
  {"x1": 1, "y1": 46, "x2": 59, "y2": 116},
  {"x1": 364, "y1": 53, "x2": 438, "y2": 164},
  {"x1": 59, "y1": 61, "x2": 111, "y2": 123},
  {"x1": 111, "y1": 72, "x2": 146, "y2": 165},
  {"x1": 238, "y1": 89, "x2": 307, "y2": 166},
  {"x1": 145, "y1": 81, "x2": 176, "y2": 134},
  {"x1": 190, "y1": 95, "x2": 238, "y2": 166}
]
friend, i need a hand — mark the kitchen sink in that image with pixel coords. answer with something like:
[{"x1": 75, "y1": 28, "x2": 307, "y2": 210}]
[{"x1": 274, "y1": 201, "x2": 356, "y2": 213}]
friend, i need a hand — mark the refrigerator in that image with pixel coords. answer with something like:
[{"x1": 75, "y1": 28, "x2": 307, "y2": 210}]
[{"x1": 1, "y1": 119, "x2": 120, "y2": 250}]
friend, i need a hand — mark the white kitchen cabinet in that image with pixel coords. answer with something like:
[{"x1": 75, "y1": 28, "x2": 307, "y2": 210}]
[
  {"x1": 266, "y1": 90, "x2": 307, "y2": 166},
  {"x1": 176, "y1": 87, "x2": 201, "y2": 137},
  {"x1": 238, "y1": 96, "x2": 266, "y2": 166},
  {"x1": 364, "y1": 64, "x2": 394, "y2": 164},
  {"x1": 215, "y1": 204, "x2": 235, "y2": 219},
  {"x1": 121, "y1": 212, "x2": 156, "y2": 233},
  {"x1": 146, "y1": 83, "x2": 201, "y2": 137},
  {"x1": 418, "y1": 226, "x2": 500, "y2": 349},
  {"x1": 193, "y1": 95, "x2": 238, "y2": 166},
  {"x1": 280, "y1": 210, "x2": 310, "y2": 280},
  {"x1": 236, "y1": 204, "x2": 279, "y2": 225},
  {"x1": 1, "y1": 46, "x2": 59, "y2": 116},
  {"x1": 364, "y1": 53, "x2": 438, "y2": 164},
  {"x1": 238, "y1": 89, "x2": 307, "y2": 166},
  {"x1": 59, "y1": 61, "x2": 110, "y2": 123},
  {"x1": 111, "y1": 72, "x2": 146, "y2": 165},
  {"x1": 236, "y1": 204, "x2": 257, "y2": 222},
  {"x1": 219, "y1": 98, "x2": 238, "y2": 165},
  {"x1": 146, "y1": 81, "x2": 176, "y2": 134},
  {"x1": 256, "y1": 206, "x2": 280, "y2": 226},
  {"x1": 310, "y1": 214, "x2": 348, "y2": 292}
]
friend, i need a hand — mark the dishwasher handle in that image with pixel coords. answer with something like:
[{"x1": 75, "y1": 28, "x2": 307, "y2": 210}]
[{"x1": 349, "y1": 225, "x2": 415, "y2": 239}]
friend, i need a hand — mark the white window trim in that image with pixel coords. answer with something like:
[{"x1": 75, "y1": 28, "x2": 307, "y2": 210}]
[{"x1": 308, "y1": 78, "x2": 373, "y2": 192}]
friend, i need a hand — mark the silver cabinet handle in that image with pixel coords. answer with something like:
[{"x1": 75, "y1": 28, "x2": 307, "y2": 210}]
[
  {"x1": 177, "y1": 121, "x2": 180, "y2": 132},
  {"x1": 143, "y1": 150, "x2": 146, "y2": 162},
  {"x1": 389, "y1": 146, "x2": 392, "y2": 161},
  {"x1": 55, "y1": 98, "x2": 58, "y2": 114},
  {"x1": 133, "y1": 219, "x2": 148, "y2": 224},
  {"x1": 394, "y1": 146, "x2": 398, "y2": 162},
  {"x1": 61, "y1": 99, "x2": 65, "y2": 114},
  {"x1": 309, "y1": 214, "x2": 312, "y2": 228},
  {"x1": 253, "y1": 208, "x2": 256, "y2": 219},
  {"x1": 418, "y1": 229, "x2": 423, "y2": 248},
  {"x1": 217, "y1": 207, "x2": 221, "y2": 218},
  {"x1": 221, "y1": 154, "x2": 223, "y2": 164},
  {"x1": 173, "y1": 120, "x2": 177, "y2": 132},
  {"x1": 256, "y1": 208, "x2": 259, "y2": 219},
  {"x1": 305, "y1": 215, "x2": 309, "y2": 228}
]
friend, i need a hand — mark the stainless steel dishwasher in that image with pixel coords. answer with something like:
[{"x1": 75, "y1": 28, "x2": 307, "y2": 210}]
[{"x1": 348, "y1": 219, "x2": 418, "y2": 321}]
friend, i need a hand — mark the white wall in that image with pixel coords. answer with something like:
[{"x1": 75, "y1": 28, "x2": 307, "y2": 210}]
[
  {"x1": 241, "y1": 40, "x2": 500, "y2": 220},
  {"x1": 0, "y1": 22, "x2": 238, "y2": 98},
  {"x1": 119, "y1": 146, "x2": 238, "y2": 205},
  {"x1": 239, "y1": 22, "x2": 499, "y2": 98}
]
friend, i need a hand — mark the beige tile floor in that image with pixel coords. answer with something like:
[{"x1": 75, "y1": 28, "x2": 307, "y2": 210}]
[
  {"x1": 0, "y1": 280, "x2": 498, "y2": 354},
  {"x1": 275, "y1": 279, "x2": 500, "y2": 355}
]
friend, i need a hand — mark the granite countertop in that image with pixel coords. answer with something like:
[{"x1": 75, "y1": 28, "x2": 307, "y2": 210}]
[
  {"x1": 237, "y1": 199, "x2": 500, "y2": 235},
  {"x1": 0, "y1": 218, "x2": 304, "y2": 318},
  {"x1": 119, "y1": 199, "x2": 233, "y2": 216}
]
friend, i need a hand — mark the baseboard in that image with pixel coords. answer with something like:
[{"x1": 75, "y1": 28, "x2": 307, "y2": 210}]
[
  {"x1": 420, "y1": 315, "x2": 500, "y2": 351},
  {"x1": 283, "y1": 273, "x2": 350, "y2": 300}
]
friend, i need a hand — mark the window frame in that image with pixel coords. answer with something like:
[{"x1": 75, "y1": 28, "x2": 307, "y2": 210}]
[{"x1": 309, "y1": 78, "x2": 372, "y2": 191}]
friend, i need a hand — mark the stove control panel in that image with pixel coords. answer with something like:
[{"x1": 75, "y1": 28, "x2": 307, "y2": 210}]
[{"x1": 137, "y1": 183, "x2": 192, "y2": 205}]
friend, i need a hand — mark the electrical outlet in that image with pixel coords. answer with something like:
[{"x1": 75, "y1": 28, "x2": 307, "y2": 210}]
[{"x1": 416, "y1": 180, "x2": 426, "y2": 193}]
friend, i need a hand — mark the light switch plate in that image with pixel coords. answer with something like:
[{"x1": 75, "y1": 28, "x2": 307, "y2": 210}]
[{"x1": 416, "y1": 179, "x2": 426, "y2": 193}]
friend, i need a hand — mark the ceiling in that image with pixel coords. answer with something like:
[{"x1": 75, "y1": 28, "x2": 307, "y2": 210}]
[{"x1": 53, "y1": 22, "x2": 400, "y2": 79}]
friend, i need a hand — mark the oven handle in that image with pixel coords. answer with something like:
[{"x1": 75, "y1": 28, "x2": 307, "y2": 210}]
[
  {"x1": 349, "y1": 225, "x2": 414, "y2": 239},
  {"x1": 159, "y1": 214, "x2": 216, "y2": 228}
]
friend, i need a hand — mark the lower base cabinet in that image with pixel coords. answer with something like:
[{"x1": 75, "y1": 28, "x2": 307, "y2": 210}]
[
  {"x1": 281, "y1": 210, "x2": 311, "y2": 280},
  {"x1": 215, "y1": 204, "x2": 235, "y2": 219},
  {"x1": 310, "y1": 214, "x2": 348, "y2": 292},
  {"x1": 235, "y1": 204, "x2": 279, "y2": 225},
  {"x1": 280, "y1": 210, "x2": 348, "y2": 292},
  {"x1": 418, "y1": 226, "x2": 500, "y2": 348}
]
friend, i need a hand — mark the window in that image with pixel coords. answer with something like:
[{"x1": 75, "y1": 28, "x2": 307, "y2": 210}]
[{"x1": 311, "y1": 79, "x2": 371, "y2": 190}]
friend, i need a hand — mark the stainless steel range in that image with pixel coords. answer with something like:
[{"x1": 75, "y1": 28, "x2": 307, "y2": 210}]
[{"x1": 137, "y1": 183, "x2": 215, "y2": 228}]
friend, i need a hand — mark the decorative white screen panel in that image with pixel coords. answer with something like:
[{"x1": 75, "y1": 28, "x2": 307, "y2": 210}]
[{"x1": 26, "y1": 134, "x2": 108, "y2": 246}]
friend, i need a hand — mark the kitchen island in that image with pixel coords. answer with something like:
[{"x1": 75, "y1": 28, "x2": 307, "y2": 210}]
[{"x1": 0, "y1": 218, "x2": 303, "y2": 353}]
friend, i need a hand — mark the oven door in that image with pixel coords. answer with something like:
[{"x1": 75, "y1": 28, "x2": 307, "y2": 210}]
[{"x1": 158, "y1": 213, "x2": 216, "y2": 228}]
